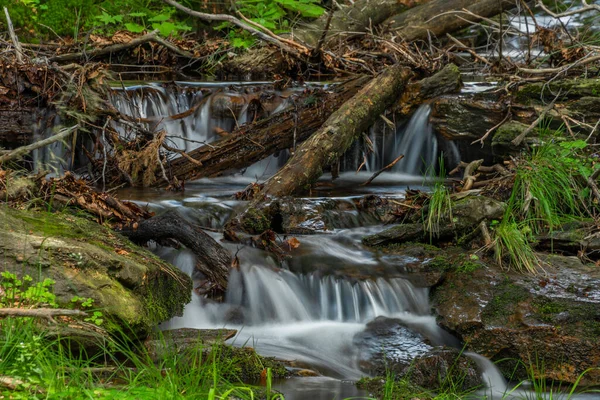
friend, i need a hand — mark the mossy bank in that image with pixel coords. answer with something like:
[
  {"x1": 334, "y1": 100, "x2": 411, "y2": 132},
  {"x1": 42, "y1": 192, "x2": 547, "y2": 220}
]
[{"x1": 0, "y1": 205, "x2": 192, "y2": 338}]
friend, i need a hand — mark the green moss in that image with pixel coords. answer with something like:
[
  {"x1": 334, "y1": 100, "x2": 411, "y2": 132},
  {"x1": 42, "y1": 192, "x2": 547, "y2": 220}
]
[
  {"x1": 242, "y1": 207, "x2": 271, "y2": 234},
  {"x1": 532, "y1": 297, "x2": 600, "y2": 339},
  {"x1": 456, "y1": 261, "x2": 481, "y2": 274},
  {"x1": 213, "y1": 346, "x2": 289, "y2": 382},
  {"x1": 516, "y1": 78, "x2": 600, "y2": 104},
  {"x1": 483, "y1": 281, "x2": 530, "y2": 325}
]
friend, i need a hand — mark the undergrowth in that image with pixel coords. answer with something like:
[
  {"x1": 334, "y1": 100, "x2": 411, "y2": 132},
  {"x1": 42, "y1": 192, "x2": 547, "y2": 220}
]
[
  {"x1": 491, "y1": 137, "x2": 598, "y2": 273},
  {"x1": 0, "y1": 273, "x2": 275, "y2": 400}
]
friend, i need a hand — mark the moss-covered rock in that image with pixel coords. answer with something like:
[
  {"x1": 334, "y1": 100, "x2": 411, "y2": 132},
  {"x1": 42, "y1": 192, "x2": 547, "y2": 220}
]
[
  {"x1": 431, "y1": 255, "x2": 600, "y2": 385},
  {"x1": 0, "y1": 206, "x2": 191, "y2": 338},
  {"x1": 516, "y1": 78, "x2": 600, "y2": 104},
  {"x1": 362, "y1": 195, "x2": 505, "y2": 247},
  {"x1": 145, "y1": 328, "x2": 289, "y2": 382}
]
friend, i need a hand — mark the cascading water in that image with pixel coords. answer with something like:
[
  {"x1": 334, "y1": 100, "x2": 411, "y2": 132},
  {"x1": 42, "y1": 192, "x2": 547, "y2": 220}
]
[{"x1": 339, "y1": 104, "x2": 460, "y2": 182}]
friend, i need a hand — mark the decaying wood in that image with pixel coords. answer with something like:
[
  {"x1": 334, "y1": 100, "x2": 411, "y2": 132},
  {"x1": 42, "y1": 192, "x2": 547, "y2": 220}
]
[
  {"x1": 511, "y1": 96, "x2": 558, "y2": 146},
  {"x1": 120, "y1": 209, "x2": 232, "y2": 293},
  {"x1": 461, "y1": 159, "x2": 483, "y2": 191},
  {"x1": 395, "y1": 63, "x2": 462, "y2": 115},
  {"x1": 254, "y1": 64, "x2": 412, "y2": 198},
  {"x1": 0, "y1": 125, "x2": 78, "y2": 164},
  {"x1": 3, "y1": 8, "x2": 23, "y2": 63},
  {"x1": 0, "y1": 308, "x2": 87, "y2": 322},
  {"x1": 587, "y1": 167, "x2": 600, "y2": 205},
  {"x1": 386, "y1": 0, "x2": 516, "y2": 43}
]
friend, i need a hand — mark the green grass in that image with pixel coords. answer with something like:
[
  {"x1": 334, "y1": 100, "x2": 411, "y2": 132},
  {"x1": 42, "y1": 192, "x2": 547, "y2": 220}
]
[
  {"x1": 509, "y1": 142, "x2": 582, "y2": 234},
  {"x1": 493, "y1": 217, "x2": 540, "y2": 274},
  {"x1": 425, "y1": 158, "x2": 452, "y2": 241},
  {"x1": 500, "y1": 357, "x2": 600, "y2": 400},
  {"x1": 0, "y1": 317, "x2": 276, "y2": 400}
]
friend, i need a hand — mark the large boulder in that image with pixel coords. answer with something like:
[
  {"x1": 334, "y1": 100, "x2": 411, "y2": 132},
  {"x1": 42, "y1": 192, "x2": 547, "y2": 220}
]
[
  {"x1": 431, "y1": 254, "x2": 600, "y2": 385},
  {"x1": 0, "y1": 206, "x2": 192, "y2": 338}
]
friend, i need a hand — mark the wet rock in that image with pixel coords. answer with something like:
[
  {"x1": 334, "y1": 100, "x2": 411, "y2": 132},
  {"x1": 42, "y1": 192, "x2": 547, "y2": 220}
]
[
  {"x1": 492, "y1": 120, "x2": 536, "y2": 156},
  {"x1": 145, "y1": 328, "x2": 237, "y2": 361},
  {"x1": 0, "y1": 206, "x2": 191, "y2": 339},
  {"x1": 431, "y1": 254, "x2": 600, "y2": 385},
  {"x1": 243, "y1": 195, "x2": 400, "y2": 234},
  {"x1": 355, "y1": 316, "x2": 433, "y2": 376},
  {"x1": 362, "y1": 195, "x2": 505, "y2": 247},
  {"x1": 405, "y1": 348, "x2": 482, "y2": 392}
]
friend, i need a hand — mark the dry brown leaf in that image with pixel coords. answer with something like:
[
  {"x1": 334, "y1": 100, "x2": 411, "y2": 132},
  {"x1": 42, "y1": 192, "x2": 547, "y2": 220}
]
[{"x1": 286, "y1": 237, "x2": 301, "y2": 249}]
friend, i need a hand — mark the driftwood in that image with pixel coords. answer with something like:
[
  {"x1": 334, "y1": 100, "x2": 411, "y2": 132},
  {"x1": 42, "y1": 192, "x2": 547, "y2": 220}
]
[
  {"x1": 292, "y1": 0, "x2": 430, "y2": 47},
  {"x1": 120, "y1": 209, "x2": 232, "y2": 293},
  {"x1": 225, "y1": 64, "x2": 412, "y2": 233},
  {"x1": 0, "y1": 125, "x2": 78, "y2": 164},
  {"x1": 386, "y1": 0, "x2": 516, "y2": 43},
  {"x1": 159, "y1": 64, "x2": 462, "y2": 186}
]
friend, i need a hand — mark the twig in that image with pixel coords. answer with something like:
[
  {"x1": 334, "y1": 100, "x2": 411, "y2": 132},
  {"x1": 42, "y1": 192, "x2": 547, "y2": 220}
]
[
  {"x1": 461, "y1": 159, "x2": 483, "y2": 191},
  {"x1": 360, "y1": 154, "x2": 404, "y2": 186},
  {"x1": 48, "y1": 30, "x2": 193, "y2": 62},
  {"x1": 162, "y1": 143, "x2": 203, "y2": 166},
  {"x1": 313, "y1": 7, "x2": 335, "y2": 56},
  {"x1": 587, "y1": 167, "x2": 600, "y2": 205},
  {"x1": 518, "y1": 54, "x2": 600, "y2": 75},
  {"x1": 0, "y1": 308, "x2": 87, "y2": 323},
  {"x1": 471, "y1": 108, "x2": 512, "y2": 147},
  {"x1": 511, "y1": 94, "x2": 559, "y2": 146},
  {"x1": 0, "y1": 125, "x2": 78, "y2": 164},
  {"x1": 3, "y1": 7, "x2": 24, "y2": 63},
  {"x1": 447, "y1": 33, "x2": 492, "y2": 66},
  {"x1": 536, "y1": 0, "x2": 600, "y2": 18},
  {"x1": 162, "y1": 0, "x2": 308, "y2": 57}
]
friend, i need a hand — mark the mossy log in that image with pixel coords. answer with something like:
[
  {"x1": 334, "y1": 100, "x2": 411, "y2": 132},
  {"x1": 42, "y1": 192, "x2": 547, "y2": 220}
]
[
  {"x1": 429, "y1": 78, "x2": 600, "y2": 159},
  {"x1": 120, "y1": 209, "x2": 232, "y2": 293},
  {"x1": 385, "y1": 0, "x2": 517, "y2": 42}
]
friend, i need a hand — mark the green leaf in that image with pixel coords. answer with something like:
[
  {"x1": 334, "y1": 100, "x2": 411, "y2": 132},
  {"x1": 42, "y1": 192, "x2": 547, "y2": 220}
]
[
  {"x1": 148, "y1": 13, "x2": 171, "y2": 23},
  {"x1": 128, "y1": 12, "x2": 147, "y2": 17},
  {"x1": 125, "y1": 22, "x2": 146, "y2": 33}
]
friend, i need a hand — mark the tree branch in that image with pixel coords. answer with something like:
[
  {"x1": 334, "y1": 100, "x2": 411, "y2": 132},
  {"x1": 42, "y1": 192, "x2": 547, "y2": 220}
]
[
  {"x1": 0, "y1": 125, "x2": 78, "y2": 164},
  {"x1": 162, "y1": 0, "x2": 308, "y2": 57}
]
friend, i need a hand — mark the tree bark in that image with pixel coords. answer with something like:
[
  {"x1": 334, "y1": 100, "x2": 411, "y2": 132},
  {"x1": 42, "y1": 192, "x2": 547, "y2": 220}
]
[
  {"x1": 292, "y1": 0, "x2": 431, "y2": 47},
  {"x1": 386, "y1": 0, "x2": 516, "y2": 42},
  {"x1": 120, "y1": 209, "x2": 231, "y2": 292}
]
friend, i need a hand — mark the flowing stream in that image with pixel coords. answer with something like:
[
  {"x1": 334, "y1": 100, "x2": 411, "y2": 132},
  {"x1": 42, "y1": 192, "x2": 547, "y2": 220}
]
[{"x1": 111, "y1": 82, "x2": 595, "y2": 399}]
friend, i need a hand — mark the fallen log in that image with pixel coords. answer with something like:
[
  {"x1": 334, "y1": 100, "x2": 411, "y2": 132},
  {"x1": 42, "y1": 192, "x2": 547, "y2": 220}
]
[
  {"x1": 252, "y1": 64, "x2": 412, "y2": 197},
  {"x1": 120, "y1": 209, "x2": 232, "y2": 293},
  {"x1": 158, "y1": 76, "x2": 370, "y2": 184},
  {"x1": 292, "y1": 0, "x2": 431, "y2": 48},
  {"x1": 161, "y1": 64, "x2": 462, "y2": 186},
  {"x1": 385, "y1": 0, "x2": 516, "y2": 43}
]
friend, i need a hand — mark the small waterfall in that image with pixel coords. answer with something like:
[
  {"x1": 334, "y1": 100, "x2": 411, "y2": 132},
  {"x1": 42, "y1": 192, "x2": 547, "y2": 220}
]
[
  {"x1": 109, "y1": 83, "x2": 293, "y2": 155},
  {"x1": 340, "y1": 104, "x2": 458, "y2": 178},
  {"x1": 391, "y1": 104, "x2": 438, "y2": 175}
]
